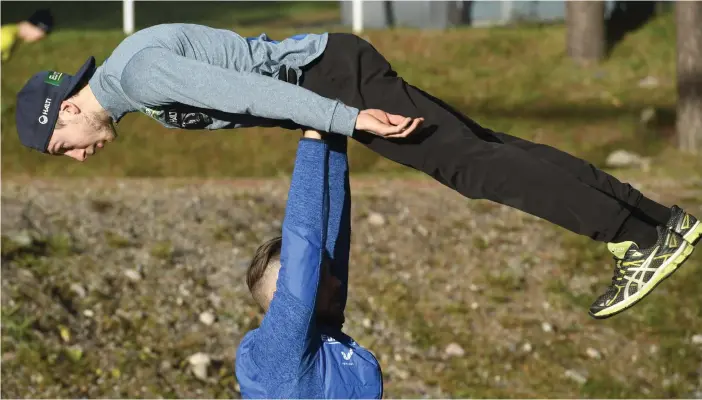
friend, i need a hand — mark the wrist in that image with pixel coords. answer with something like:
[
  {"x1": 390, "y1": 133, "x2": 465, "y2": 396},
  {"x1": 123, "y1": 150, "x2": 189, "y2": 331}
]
[{"x1": 303, "y1": 130, "x2": 324, "y2": 140}]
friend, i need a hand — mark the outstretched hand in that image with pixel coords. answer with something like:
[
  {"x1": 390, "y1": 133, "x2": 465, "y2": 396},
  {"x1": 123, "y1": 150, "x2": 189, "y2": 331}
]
[{"x1": 355, "y1": 109, "x2": 424, "y2": 138}]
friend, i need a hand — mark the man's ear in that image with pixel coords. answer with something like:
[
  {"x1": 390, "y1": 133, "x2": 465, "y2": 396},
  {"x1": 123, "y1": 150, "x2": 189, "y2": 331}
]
[{"x1": 60, "y1": 100, "x2": 81, "y2": 116}]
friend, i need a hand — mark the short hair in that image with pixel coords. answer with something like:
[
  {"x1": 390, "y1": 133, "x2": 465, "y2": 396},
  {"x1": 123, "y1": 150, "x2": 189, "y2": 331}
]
[{"x1": 246, "y1": 236, "x2": 282, "y2": 309}]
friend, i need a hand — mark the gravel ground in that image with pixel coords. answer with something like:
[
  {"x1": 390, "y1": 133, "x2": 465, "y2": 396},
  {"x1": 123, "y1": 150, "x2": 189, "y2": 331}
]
[{"x1": 2, "y1": 177, "x2": 701, "y2": 399}]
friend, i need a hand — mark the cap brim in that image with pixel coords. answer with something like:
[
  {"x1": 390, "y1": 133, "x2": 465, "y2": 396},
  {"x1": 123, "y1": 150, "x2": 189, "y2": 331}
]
[{"x1": 65, "y1": 56, "x2": 96, "y2": 100}]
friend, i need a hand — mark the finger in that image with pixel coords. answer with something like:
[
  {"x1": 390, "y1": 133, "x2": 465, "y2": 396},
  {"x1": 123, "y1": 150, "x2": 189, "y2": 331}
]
[
  {"x1": 384, "y1": 118, "x2": 423, "y2": 138},
  {"x1": 388, "y1": 117, "x2": 411, "y2": 133},
  {"x1": 385, "y1": 113, "x2": 414, "y2": 126}
]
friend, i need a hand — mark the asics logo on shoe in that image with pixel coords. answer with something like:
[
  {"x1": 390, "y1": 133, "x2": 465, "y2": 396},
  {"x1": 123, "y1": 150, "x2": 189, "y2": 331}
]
[
  {"x1": 681, "y1": 214, "x2": 691, "y2": 230},
  {"x1": 666, "y1": 233, "x2": 678, "y2": 248},
  {"x1": 605, "y1": 285, "x2": 625, "y2": 306}
]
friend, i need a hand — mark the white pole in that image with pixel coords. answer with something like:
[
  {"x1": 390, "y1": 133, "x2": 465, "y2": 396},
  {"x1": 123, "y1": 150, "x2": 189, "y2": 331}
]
[
  {"x1": 123, "y1": 0, "x2": 135, "y2": 35},
  {"x1": 352, "y1": 0, "x2": 363, "y2": 34},
  {"x1": 501, "y1": 0, "x2": 513, "y2": 25}
]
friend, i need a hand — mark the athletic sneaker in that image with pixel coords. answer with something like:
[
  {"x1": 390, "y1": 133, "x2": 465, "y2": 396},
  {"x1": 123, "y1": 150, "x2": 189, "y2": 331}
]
[
  {"x1": 667, "y1": 205, "x2": 702, "y2": 245},
  {"x1": 589, "y1": 226, "x2": 694, "y2": 319}
]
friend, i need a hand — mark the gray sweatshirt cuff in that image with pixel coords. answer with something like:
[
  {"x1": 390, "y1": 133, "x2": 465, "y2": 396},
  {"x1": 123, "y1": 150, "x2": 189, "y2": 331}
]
[{"x1": 329, "y1": 102, "x2": 359, "y2": 137}]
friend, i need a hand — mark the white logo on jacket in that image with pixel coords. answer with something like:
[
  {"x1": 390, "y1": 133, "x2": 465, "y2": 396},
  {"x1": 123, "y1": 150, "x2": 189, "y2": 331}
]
[
  {"x1": 341, "y1": 349, "x2": 354, "y2": 366},
  {"x1": 341, "y1": 349, "x2": 353, "y2": 360}
]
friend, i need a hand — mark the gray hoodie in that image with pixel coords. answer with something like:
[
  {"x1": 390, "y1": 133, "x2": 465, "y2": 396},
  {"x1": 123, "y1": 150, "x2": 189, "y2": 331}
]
[{"x1": 89, "y1": 23, "x2": 359, "y2": 136}]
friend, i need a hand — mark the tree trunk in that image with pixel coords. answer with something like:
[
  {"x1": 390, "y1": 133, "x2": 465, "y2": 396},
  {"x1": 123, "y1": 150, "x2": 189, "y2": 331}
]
[
  {"x1": 383, "y1": 1, "x2": 395, "y2": 28},
  {"x1": 676, "y1": 1, "x2": 702, "y2": 154},
  {"x1": 566, "y1": 1, "x2": 605, "y2": 65}
]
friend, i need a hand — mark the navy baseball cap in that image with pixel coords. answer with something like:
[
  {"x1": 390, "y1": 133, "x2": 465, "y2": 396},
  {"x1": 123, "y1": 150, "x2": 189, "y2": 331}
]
[{"x1": 15, "y1": 56, "x2": 96, "y2": 153}]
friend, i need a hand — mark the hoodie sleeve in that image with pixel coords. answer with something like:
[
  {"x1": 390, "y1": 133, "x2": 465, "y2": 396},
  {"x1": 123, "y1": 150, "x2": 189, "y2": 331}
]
[
  {"x1": 120, "y1": 47, "x2": 359, "y2": 136},
  {"x1": 324, "y1": 135, "x2": 351, "y2": 313},
  {"x1": 238, "y1": 137, "x2": 329, "y2": 385}
]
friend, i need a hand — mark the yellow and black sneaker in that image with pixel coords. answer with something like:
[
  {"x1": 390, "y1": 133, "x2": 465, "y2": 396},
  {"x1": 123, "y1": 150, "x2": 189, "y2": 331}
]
[
  {"x1": 589, "y1": 226, "x2": 694, "y2": 319},
  {"x1": 667, "y1": 205, "x2": 701, "y2": 245}
]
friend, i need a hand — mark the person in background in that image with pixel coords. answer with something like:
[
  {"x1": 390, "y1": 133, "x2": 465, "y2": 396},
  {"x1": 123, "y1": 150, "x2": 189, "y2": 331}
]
[{"x1": 2, "y1": 9, "x2": 54, "y2": 62}]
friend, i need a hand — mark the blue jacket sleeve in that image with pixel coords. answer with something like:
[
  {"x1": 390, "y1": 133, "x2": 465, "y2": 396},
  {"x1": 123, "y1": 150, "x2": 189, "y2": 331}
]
[
  {"x1": 325, "y1": 136, "x2": 351, "y2": 312},
  {"x1": 241, "y1": 138, "x2": 329, "y2": 382}
]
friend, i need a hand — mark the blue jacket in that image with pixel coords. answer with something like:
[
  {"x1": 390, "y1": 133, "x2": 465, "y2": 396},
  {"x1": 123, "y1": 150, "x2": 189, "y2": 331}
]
[{"x1": 235, "y1": 137, "x2": 383, "y2": 399}]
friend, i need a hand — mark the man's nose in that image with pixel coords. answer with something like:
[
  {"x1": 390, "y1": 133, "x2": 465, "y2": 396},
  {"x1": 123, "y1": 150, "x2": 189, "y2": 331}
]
[{"x1": 66, "y1": 149, "x2": 87, "y2": 161}]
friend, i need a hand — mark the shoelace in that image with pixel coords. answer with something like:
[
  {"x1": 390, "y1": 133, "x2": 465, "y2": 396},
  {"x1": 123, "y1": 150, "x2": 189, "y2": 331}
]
[{"x1": 611, "y1": 259, "x2": 627, "y2": 284}]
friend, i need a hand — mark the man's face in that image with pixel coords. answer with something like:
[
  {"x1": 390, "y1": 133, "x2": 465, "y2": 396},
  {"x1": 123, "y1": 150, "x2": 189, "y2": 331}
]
[
  {"x1": 18, "y1": 22, "x2": 47, "y2": 43},
  {"x1": 47, "y1": 105, "x2": 117, "y2": 161}
]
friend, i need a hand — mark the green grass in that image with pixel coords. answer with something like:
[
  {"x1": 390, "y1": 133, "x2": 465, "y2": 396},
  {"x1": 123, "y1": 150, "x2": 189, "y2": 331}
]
[{"x1": 2, "y1": 9, "x2": 700, "y2": 179}]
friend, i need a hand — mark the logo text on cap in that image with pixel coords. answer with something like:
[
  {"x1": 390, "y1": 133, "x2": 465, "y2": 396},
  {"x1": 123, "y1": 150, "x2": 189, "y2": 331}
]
[{"x1": 38, "y1": 97, "x2": 52, "y2": 125}]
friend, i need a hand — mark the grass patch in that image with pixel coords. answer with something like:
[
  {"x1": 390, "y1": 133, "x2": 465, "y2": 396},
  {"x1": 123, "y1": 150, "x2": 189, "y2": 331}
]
[
  {"x1": 1, "y1": 232, "x2": 78, "y2": 261},
  {"x1": 105, "y1": 231, "x2": 134, "y2": 249},
  {"x1": 150, "y1": 241, "x2": 174, "y2": 260}
]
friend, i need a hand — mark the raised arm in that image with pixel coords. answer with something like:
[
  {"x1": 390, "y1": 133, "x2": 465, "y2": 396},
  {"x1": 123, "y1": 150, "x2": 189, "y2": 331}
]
[
  {"x1": 324, "y1": 135, "x2": 351, "y2": 313},
  {"x1": 239, "y1": 134, "x2": 329, "y2": 384}
]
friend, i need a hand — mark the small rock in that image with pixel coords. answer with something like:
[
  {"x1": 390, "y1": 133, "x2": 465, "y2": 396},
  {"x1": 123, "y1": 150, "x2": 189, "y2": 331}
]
[
  {"x1": 30, "y1": 374, "x2": 44, "y2": 384},
  {"x1": 395, "y1": 368, "x2": 410, "y2": 380},
  {"x1": 585, "y1": 347, "x2": 601, "y2": 359},
  {"x1": 188, "y1": 352, "x2": 211, "y2": 381},
  {"x1": 638, "y1": 76, "x2": 659, "y2": 89},
  {"x1": 469, "y1": 284, "x2": 479, "y2": 292},
  {"x1": 691, "y1": 334, "x2": 702, "y2": 345},
  {"x1": 11, "y1": 231, "x2": 33, "y2": 247},
  {"x1": 362, "y1": 318, "x2": 372, "y2": 329},
  {"x1": 444, "y1": 343, "x2": 465, "y2": 357},
  {"x1": 83, "y1": 309, "x2": 94, "y2": 318},
  {"x1": 605, "y1": 150, "x2": 650, "y2": 170},
  {"x1": 649, "y1": 344, "x2": 659, "y2": 354},
  {"x1": 541, "y1": 322, "x2": 553, "y2": 333},
  {"x1": 470, "y1": 302, "x2": 479, "y2": 310},
  {"x1": 176, "y1": 297, "x2": 184, "y2": 306},
  {"x1": 522, "y1": 342, "x2": 533, "y2": 353},
  {"x1": 208, "y1": 293, "x2": 222, "y2": 309},
  {"x1": 640, "y1": 107, "x2": 657, "y2": 126},
  {"x1": 367, "y1": 212, "x2": 386, "y2": 226},
  {"x1": 416, "y1": 225, "x2": 429, "y2": 237},
  {"x1": 124, "y1": 269, "x2": 141, "y2": 282},
  {"x1": 234, "y1": 383, "x2": 241, "y2": 393},
  {"x1": 178, "y1": 284, "x2": 191, "y2": 297},
  {"x1": 564, "y1": 369, "x2": 588, "y2": 385},
  {"x1": 160, "y1": 360, "x2": 172, "y2": 371},
  {"x1": 199, "y1": 311, "x2": 216, "y2": 326},
  {"x1": 70, "y1": 283, "x2": 87, "y2": 298}
]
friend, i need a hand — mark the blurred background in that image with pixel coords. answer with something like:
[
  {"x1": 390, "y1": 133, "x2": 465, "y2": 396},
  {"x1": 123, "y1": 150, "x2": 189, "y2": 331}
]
[{"x1": 1, "y1": 1, "x2": 701, "y2": 398}]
